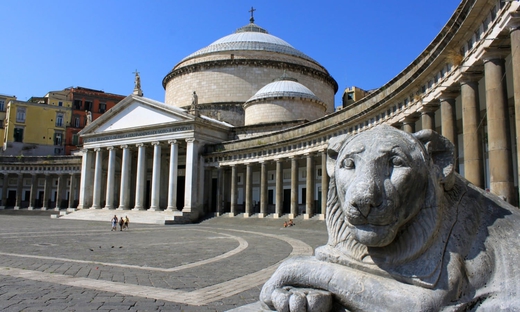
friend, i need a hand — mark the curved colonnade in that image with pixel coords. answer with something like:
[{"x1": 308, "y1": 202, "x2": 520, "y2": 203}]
[{"x1": 204, "y1": 0, "x2": 520, "y2": 216}]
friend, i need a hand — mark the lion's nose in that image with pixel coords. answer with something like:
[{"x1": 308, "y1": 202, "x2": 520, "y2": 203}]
[{"x1": 348, "y1": 181, "x2": 383, "y2": 218}]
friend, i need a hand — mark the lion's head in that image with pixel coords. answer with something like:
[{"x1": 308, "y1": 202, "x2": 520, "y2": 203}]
[{"x1": 321, "y1": 125, "x2": 456, "y2": 266}]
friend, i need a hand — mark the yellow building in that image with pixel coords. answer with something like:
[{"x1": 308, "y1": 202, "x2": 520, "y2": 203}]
[
  {"x1": 3, "y1": 99, "x2": 72, "y2": 156},
  {"x1": 341, "y1": 86, "x2": 371, "y2": 108},
  {"x1": 0, "y1": 94, "x2": 17, "y2": 144},
  {"x1": 44, "y1": 89, "x2": 73, "y2": 108}
]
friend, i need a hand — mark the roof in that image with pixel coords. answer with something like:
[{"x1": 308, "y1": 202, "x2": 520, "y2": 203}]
[
  {"x1": 180, "y1": 22, "x2": 317, "y2": 64},
  {"x1": 246, "y1": 78, "x2": 321, "y2": 103}
]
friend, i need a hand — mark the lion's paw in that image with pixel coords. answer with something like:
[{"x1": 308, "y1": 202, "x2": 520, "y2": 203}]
[{"x1": 271, "y1": 286, "x2": 332, "y2": 312}]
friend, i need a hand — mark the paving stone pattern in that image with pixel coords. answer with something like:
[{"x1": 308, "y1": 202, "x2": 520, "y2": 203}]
[{"x1": 0, "y1": 213, "x2": 327, "y2": 311}]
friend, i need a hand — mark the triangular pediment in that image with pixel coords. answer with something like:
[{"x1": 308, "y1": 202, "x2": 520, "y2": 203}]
[{"x1": 81, "y1": 95, "x2": 195, "y2": 135}]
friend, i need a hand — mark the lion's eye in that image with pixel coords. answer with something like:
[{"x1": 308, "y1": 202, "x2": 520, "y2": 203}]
[
  {"x1": 341, "y1": 158, "x2": 355, "y2": 169},
  {"x1": 390, "y1": 156, "x2": 405, "y2": 167}
]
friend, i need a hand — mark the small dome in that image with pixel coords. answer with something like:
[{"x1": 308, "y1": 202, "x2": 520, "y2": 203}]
[
  {"x1": 246, "y1": 77, "x2": 321, "y2": 103},
  {"x1": 180, "y1": 22, "x2": 317, "y2": 63}
]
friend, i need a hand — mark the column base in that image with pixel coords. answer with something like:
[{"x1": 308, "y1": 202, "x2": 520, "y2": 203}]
[
  {"x1": 0, "y1": 206, "x2": 5, "y2": 210},
  {"x1": 228, "y1": 212, "x2": 236, "y2": 217},
  {"x1": 67, "y1": 208, "x2": 77, "y2": 212},
  {"x1": 304, "y1": 213, "x2": 313, "y2": 220},
  {"x1": 132, "y1": 207, "x2": 144, "y2": 211},
  {"x1": 116, "y1": 207, "x2": 129, "y2": 210},
  {"x1": 288, "y1": 213, "x2": 296, "y2": 219},
  {"x1": 102, "y1": 207, "x2": 115, "y2": 210},
  {"x1": 28, "y1": 206, "x2": 34, "y2": 211},
  {"x1": 243, "y1": 213, "x2": 250, "y2": 218},
  {"x1": 148, "y1": 207, "x2": 162, "y2": 211},
  {"x1": 257, "y1": 213, "x2": 266, "y2": 218},
  {"x1": 165, "y1": 206, "x2": 177, "y2": 211},
  {"x1": 54, "y1": 208, "x2": 60, "y2": 211},
  {"x1": 272, "y1": 213, "x2": 281, "y2": 219},
  {"x1": 14, "y1": 206, "x2": 20, "y2": 210}
]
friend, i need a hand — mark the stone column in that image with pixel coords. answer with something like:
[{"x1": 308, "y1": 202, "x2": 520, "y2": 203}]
[
  {"x1": 440, "y1": 93, "x2": 459, "y2": 170},
  {"x1": 216, "y1": 166, "x2": 223, "y2": 215},
  {"x1": 14, "y1": 173, "x2": 23, "y2": 210},
  {"x1": 230, "y1": 164, "x2": 237, "y2": 216},
  {"x1": 103, "y1": 146, "x2": 116, "y2": 209},
  {"x1": 28, "y1": 174, "x2": 37, "y2": 210},
  {"x1": 290, "y1": 156, "x2": 298, "y2": 218},
  {"x1": 484, "y1": 51, "x2": 514, "y2": 203},
  {"x1": 133, "y1": 143, "x2": 146, "y2": 210},
  {"x1": 305, "y1": 154, "x2": 315, "y2": 219},
  {"x1": 402, "y1": 120, "x2": 415, "y2": 133},
  {"x1": 460, "y1": 75, "x2": 484, "y2": 188},
  {"x1": 259, "y1": 161, "x2": 267, "y2": 218},
  {"x1": 54, "y1": 174, "x2": 64, "y2": 210},
  {"x1": 321, "y1": 150, "x2": 329, "y2": 216},
  {"x1": 118, "y1": 145, "x2": 131, "y2": 210},
  {"x1": 421, "y1": 111, "x2": 435, "y2": 130},
  {"x1": 166, "y1": 140, "x2": 178, "y2": 211},
  {"x1": 183, "y1": 138, "x2": 199, "y2": 216},
  {"x1": 275, "y1": 159, "x2": 283, "y2": 218},
  {"x1": 509, "y1": 20, "x2": 520, "y2": 202},
  {"x1": 42, "y1": 174, "x2": 51, "y2": 210},
  {"x1": 0, "y1": 173, "x2": 8, "y2": 209},
  {"x1": 77, "y1": 149, "x2": 93, "y2": 210},
  {"x1": 149, "y1": 141, "x2": 162, "y2": 211},
  {"x1": 91, "y1": 148, "x2": 103, "y2": 209},
  {"x1": 68, "y1": 174, "x2": 76, "y2": 209},
  {"x1": 244, "y1": 163, "x2": 253, "y2": 217}
]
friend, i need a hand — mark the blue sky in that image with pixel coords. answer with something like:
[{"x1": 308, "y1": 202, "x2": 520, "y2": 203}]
[{"x1": 1, "y1": 1, "x2": 459, "y2": 107}]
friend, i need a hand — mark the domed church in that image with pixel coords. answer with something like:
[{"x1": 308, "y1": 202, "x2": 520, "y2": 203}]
[
  {"x1": 162, "y1": 14, "x2": 337, "y2": 129},
  {"x1": 74, "y1": 12, "x2": 338, "y2": 222}
]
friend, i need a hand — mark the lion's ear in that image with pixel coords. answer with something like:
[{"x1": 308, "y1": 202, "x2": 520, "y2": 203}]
[
  {"x1": 413, "y1": 129, "x2": 455, "y2": 191},
  {"x1": 327, "y1": 134, "x2": 350, "y2": 178}
]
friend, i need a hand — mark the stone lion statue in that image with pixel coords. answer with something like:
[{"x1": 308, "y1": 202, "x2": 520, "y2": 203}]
[{"x1": 260, "y1": 125, "x2": 520, "y2": 311}]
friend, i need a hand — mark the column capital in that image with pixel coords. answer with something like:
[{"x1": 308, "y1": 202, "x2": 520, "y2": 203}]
[
  {"x1": 151, "y1": 141, "x2": 161, "y2": 146},
  {"x1": 120, "y1": 145, "x2": 128, "y2": 149},
  {"x1": 275, "y1": 158, "x2": 283, "y2": 163},
  {"x1": 459, "y1": 72, "x2": 482, "y2": 84},
  {"x1": 185, "y1": 138, "x2": 197, "y2": 144},
  {"x1": 304, "y1": 153, "x2": 315, "y2": 157},
  {"x1": 107, "y1": 146, "x2": 114, "y2": 151},
  {"x1": 482, "y1": 48, "x2": 509, "y2": 63},
  {"x1": 94, "y1": 147, "x2": 101, "y2": 152},
  {"x1": 508, "y1": 13, "x2": 520, "y2": 32},
  {"x1": 168, "y1": 139, "x2": 178, "y2": 145},
  {"x1": 136, "y1": 143, "x2": 144, "y2": 148},
  {"x1": 289, "y1": 155, "x2": 300, "y2": 160},
  {"x1": 438, "y1": 91, "x2": 459, "y2": 101}
]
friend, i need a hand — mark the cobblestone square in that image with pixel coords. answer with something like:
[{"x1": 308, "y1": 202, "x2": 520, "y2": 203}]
[{"x1": 0, "y1": 212, "x2": 327, "y2": 311}]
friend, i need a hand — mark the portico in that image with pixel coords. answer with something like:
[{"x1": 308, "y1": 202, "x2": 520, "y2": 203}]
[{"x1": 77, "y1": 95, "x2": 230, "y2": 221}]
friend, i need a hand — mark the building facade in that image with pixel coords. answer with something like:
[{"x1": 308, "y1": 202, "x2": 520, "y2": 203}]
[{"x1": 2, "y1": 0, "x2": 520, "y2": 225}]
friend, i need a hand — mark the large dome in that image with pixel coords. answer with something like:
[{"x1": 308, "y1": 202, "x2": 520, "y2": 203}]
[
  {"x1": 163, "y1": 19, "x2": 338, "y2": 127},
  {"x1": 180, "y1": 22, "x2": 317, "y2": 64}
]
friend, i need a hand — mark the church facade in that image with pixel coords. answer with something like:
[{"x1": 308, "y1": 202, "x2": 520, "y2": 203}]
[{"x1": 5, "y1": 0, "x2": 520, "y2": 224}]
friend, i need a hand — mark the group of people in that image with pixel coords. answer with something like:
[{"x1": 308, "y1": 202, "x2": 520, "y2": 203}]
[
  {"x1": 283, "y1": 219, "x2": 295, "y2": 228},
  {"x1": 111, "y1": 215, "x2": 129, "y2": 231}
]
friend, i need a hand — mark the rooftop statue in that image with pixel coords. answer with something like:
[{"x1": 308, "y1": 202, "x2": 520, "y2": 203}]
[{"x1": 260, "y1": 125, "x2": 520, "y2": 311}]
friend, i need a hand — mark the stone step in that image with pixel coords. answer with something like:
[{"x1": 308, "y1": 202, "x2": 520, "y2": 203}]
[{"x1": 59, "y1": 209, "x2": 189, "y2": 225}]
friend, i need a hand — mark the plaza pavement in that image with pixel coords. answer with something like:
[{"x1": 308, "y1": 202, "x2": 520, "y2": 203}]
[{"x1": 0, "y1": 210, "x2": 327, "y2": 311}]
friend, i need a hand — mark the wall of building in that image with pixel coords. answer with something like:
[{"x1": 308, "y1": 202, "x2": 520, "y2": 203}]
[{"x1": 244, "y1": 98, "x2": 325, "y2": 125}]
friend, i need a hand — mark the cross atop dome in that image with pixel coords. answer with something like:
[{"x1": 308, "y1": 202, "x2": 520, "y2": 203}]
[{"x1": 249, "y1": 7, "x2": 256, "y2": 23}]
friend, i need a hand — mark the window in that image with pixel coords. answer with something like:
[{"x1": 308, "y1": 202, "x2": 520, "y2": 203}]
[
  {"x1": 74, "y1": 116, "x2": 80, "y2": 128},
  {"x1": 0, "y1": 120, "x2": 3, "y2": 129},
  {"x1": 99, "y1": 103, "x2": 106, "y2": 113},
  {"x1": 72, "y1": 134, "x2": 79, "y2": 146},
  {"x1": 13, "y1": 128, "x2": 23, "y2": 142},
  {"x1": 74, "y1": 100, "x2": 82, "y2": 110},
  {"x1": 16, "y1": 107, "x2": 26, "y2": 122},
  {"x1": 54, "y1": 132, "x2": 63, "y2": 146},
  {"x1": 56, "y1": 113, "x2": 64, "y2": 127},
  {"x1": 0, "y1": 100, "x2": 4, "y2": 111},
  {"x1": 84, "y1": 101, "x2": 93, "y2": 111},
  {"x1": 58, "y1": 101, "x2": 63, "y2": 107}
]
